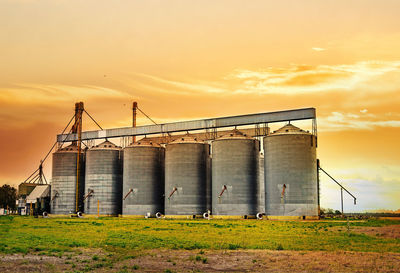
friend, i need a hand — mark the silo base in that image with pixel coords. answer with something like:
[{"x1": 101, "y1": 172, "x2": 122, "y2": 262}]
[
  {"x1": 79, "y1": 214, "x2": 119, "y2": 217},
  {"x1": 267, "y1": 204, "x2": 319, "y2": 217},
  {"x1": 266, "y1": 215, "x2": 320, "y2": 220},
  {"x1": 123, "y1": 204, "x2": 162, "y2": 216},
  {"x1": 119, "y1": 215, "x2": 148, "y2": 219},
  {"x1": 48, "y1": 213, "x2": 118, "y2": 218},
  {"x1": 164, "y1": 215, "x2": 204, "y2": 219},
  {"x1": 211, "y1": 215, "x2": 257, "y2": 220},
  {"x1": 48, "y1": 214, "x2": 72, "y2": 218}
]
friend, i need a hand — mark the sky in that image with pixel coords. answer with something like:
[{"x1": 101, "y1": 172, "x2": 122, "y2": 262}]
[{"x1": 1, "y1": 0, "x2": 399, "y2": 212}]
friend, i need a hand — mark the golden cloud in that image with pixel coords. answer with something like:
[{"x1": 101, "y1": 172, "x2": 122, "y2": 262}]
[
  {"x1": 318, "y1": 111, "x2": 400, "y2": 131},
  {"x1": 229, "y1": 61, "x2": 400, "y2": 94}
]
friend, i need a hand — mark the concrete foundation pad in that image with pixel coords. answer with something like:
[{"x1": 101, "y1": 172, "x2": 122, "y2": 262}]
[
  {"x1": 266, "y1": 215, "x2": 319, "y2": 220},
  {"x1": 119, "y1": 215, "x2": 148, "y2": 219},
  {"x1": 211, "y1": 215, "x2": 257, "y2": 219},
  {"x1": 164, "y1": 215, "x2": 203, "y2": 219}
]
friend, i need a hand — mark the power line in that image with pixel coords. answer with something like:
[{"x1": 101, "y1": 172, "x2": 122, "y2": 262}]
[
  {"x1": 22, "y1": 114, "x2": 75, "y2": 183},
  {"x1": 137, "y1": 106, "x2": 158, "y2": 125},
  {"x1": 84, "y1": 109, "x2": 103, "y2": 130}
]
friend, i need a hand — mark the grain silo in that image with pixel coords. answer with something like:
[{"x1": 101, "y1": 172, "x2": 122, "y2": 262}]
[
  {"x1": 51, "y1": 144, "x2": 85, "y2": 214},
  {"x1": 264, "y1": 124, "x2": 318, "y2": 217},
  {"x1": 165, "y1": 134, "x2": 210, "y2": 215},
  {"x1": 212, "y1": 130, "x2": 259, "y2": 216},
  {"x1": 84, "y1": 140, "x2": 122, "y2": 215},
  {"x1": 122, "y1": 138, "x2": 164, "y2": 215}
]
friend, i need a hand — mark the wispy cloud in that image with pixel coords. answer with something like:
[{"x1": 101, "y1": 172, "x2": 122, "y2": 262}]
[
  {"x1": 318, "y1": 111, "x2": 400, "y2": 131},
  {"x1": 112, "y1": 60, "x2": 400, "y2": 99},
  {"x1": 122, "y1": 72, "x2": 226, "y2": 94},
  {"x1": 0, "y1": 84, "x2": 131, "y2": 129},
  {"x1": 312, "y1": 47, "x2": 326, "y2": 51},
  {"x1": 228, "y1": 60, "x2": 400, "y2": 94},
  {"x1": 0, "y1": 84, "x2": 128, "y2": 104},
  {"x1": 118, "y1": 61, "x2": 400, "y2": 98},
  {"x1": 2, "y1": 60, "x2": 400, "y2": 132}
]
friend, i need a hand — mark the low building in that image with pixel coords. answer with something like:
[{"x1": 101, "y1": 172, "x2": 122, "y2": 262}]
[{"x1": 25, "y1": 185, "x2": 51, "y2": 216}]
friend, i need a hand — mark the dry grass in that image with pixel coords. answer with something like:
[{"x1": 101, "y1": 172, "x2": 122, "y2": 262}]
[
  {"x1": 352, "y1": 224, "x2": 400, "y2": 239},
  {"x1": 1, "y1": 249, "x2": 400, "y2": 273}
]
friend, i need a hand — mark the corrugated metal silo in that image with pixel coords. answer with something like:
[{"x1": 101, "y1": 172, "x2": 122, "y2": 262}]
[
  {"x1": 122, "y1": 138, "x2": 164, "y2": 215},
  {"x1": 84, "y1": 140, "x2": 122, "y2": 215},
  {"x1": 165, "y1": 135, "x2": 210, "y2": 215},
  {"x1": 51, "y1": 144, "x2": 85, "y2": 214},
  {"x1": 264, "y1": 124, "x2": 318, "y2": 217},
  {"x1": 212, "y1": 130, "x2": 260, "y2": 216}
]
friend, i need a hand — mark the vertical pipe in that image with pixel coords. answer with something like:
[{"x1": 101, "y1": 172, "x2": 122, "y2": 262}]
[
  {"x1": 341, "y1": 187, "x2": 344, "y2": 215},
  {"x1": 74, "y1": 102, "x2": 79, "y2": 212},
  {"x1": 317, "y1": 159, "x2": 320, "y2": 216},
  {"x1": 132, "y1": 102, "x2": 137, "y2": 144},
  {"x1": 75, "y1": 102, "x2": 84, "y2": 213},
  {"x1": 97, "y1": 199, "x2": 99, "y2": 217},
  {"x1": 72, "y1": 104, "x2": 78, "y2": 145},
  {"x1": 38, "y1": 161, "x2": 43, "y2": 184}
]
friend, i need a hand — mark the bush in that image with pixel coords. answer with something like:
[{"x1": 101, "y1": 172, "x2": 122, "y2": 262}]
[{"x1": 227, "y1": 244, "x2": 241, "y2": 250}]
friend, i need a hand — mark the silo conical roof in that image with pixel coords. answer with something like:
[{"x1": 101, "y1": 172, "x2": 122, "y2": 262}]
[
  {"x1": 90, "y1": 140, "x2": 121, "y2": 150},
  {"x1": 56, "y1": 144, "x2": 79, "y2": 152},
  {"x1": 169, "y1": 133, "x2": 203, "y2": 144},
  {"x1": 215, "y1": 129, "x2": 253, "y2": 141},
  {"x1": 128, "y1": 137, "x2": 161, "y2": 148},
  {"x1": 271, "y1": 124, "x2": 310, "y2": 135}
]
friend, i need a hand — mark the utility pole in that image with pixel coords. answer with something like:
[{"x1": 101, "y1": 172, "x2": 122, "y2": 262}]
[{"x1": 132, "y1": 101, "x2": 138, "y2": 144}]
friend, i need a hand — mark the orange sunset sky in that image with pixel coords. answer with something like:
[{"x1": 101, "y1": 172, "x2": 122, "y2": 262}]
[{"x1": 1, "y1": 0, "x2": 399, "y2": 212}]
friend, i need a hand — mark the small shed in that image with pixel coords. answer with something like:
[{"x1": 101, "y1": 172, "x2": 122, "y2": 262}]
[{"x1": 26, "y1": 185, "x2": 51, "y2": 204}]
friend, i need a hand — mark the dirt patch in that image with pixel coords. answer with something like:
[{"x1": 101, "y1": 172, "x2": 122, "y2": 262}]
[
  {"x1": 353, "y1": 224, "x2": 400, "y2": 239},
  {"x1": 0, "y1": 248, "x2": 107, "y2": 273},
  {"x1": 0, "y1": 254, "x2": 69, "y2": 273},
  {"x1": 378, "y1": 217, "x2": 400, "y2": 220},
  {"x1": 121, "y1": 249, "x2": 400, "y2": 273},
  {"x1": 2, "y1": 249, "x2": 400, "y2": 273}
]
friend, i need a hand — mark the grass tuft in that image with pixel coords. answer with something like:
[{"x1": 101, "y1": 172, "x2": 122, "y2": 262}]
[{"x1": 276, "y1": 244, "x2": 284, "y2": 251}]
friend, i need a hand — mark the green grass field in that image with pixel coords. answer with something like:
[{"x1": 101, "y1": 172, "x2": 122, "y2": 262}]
[{"x1": 1, "y1": 216, "x2": 399, "y2": 257}]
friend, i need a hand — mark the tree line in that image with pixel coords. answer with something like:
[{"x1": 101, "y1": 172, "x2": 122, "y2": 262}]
[{"x1": 0, "y1": 184, "x2": 17, "y2": 210}]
